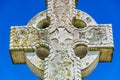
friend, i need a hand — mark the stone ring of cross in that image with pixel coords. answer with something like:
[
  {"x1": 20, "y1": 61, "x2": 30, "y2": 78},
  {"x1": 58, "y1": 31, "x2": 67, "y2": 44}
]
[{"x1": 9, "y1": 0, "x2": 114, "y2": 80}]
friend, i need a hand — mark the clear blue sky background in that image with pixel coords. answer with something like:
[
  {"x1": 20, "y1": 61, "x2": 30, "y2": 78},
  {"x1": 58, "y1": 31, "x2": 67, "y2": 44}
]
[{"x1": 0, "y1": 0, "x2": 120, "y2": 80}]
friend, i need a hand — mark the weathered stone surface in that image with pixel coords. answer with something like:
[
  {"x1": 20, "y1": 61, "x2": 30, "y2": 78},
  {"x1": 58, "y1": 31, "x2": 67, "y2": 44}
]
[{"x1": 10, "y1": 50, "x2": 25, "y2": 64}]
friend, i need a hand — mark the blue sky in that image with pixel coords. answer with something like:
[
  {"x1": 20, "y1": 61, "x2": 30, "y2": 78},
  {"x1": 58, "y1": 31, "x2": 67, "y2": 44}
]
[{"x1": 0, "y1": 0, "x2": 120, "y2": 80}]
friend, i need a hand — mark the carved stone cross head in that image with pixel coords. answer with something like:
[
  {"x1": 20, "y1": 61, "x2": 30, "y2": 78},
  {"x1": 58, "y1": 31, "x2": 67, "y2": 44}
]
[{"x1": 9, "y1": 0, "x2": 114, "y2": 80}]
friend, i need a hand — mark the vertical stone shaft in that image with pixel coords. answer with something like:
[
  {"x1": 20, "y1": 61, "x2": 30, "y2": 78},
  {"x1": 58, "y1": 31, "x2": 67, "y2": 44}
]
[
  {"x1": 47, "y1": 0, "x2": 76, "y2": 27},
  {"x1": 43, "y1": 0, "x2": 82, "y2": 80}
]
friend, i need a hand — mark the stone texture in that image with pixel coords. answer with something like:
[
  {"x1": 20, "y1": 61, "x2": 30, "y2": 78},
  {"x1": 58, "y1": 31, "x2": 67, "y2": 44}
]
[{"x1": 9, "y1": 0, "x2": 114, "y2": 80}]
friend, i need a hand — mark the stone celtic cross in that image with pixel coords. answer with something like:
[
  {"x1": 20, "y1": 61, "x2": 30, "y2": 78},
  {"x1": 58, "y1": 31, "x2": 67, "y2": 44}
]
[{"x1": 9, "y1": 0, "x2": 114, "y2": 80}]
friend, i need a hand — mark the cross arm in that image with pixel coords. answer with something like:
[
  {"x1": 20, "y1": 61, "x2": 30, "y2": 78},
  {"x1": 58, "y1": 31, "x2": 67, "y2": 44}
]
[
  {"x1": 9, "y1": 26, "x2": 49, "y2": 64},
  {"x1": 73, "y1": 24, "x2": 114, "y2": 62}
]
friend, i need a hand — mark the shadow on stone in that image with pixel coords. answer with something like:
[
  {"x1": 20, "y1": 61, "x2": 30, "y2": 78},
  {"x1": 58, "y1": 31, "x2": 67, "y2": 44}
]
[
  {"x1": 74, "y1": 44, "x2": 88, "y2": 59},
  {"x1": 36, "y1": 46, "x2": 50, "y2": 60},
  {"x1": 72, "y1": 17, "x2": 87, "y2": 28},
  {"x1": 37, "y1": 16, "x2": 50, "y2": 29}
]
